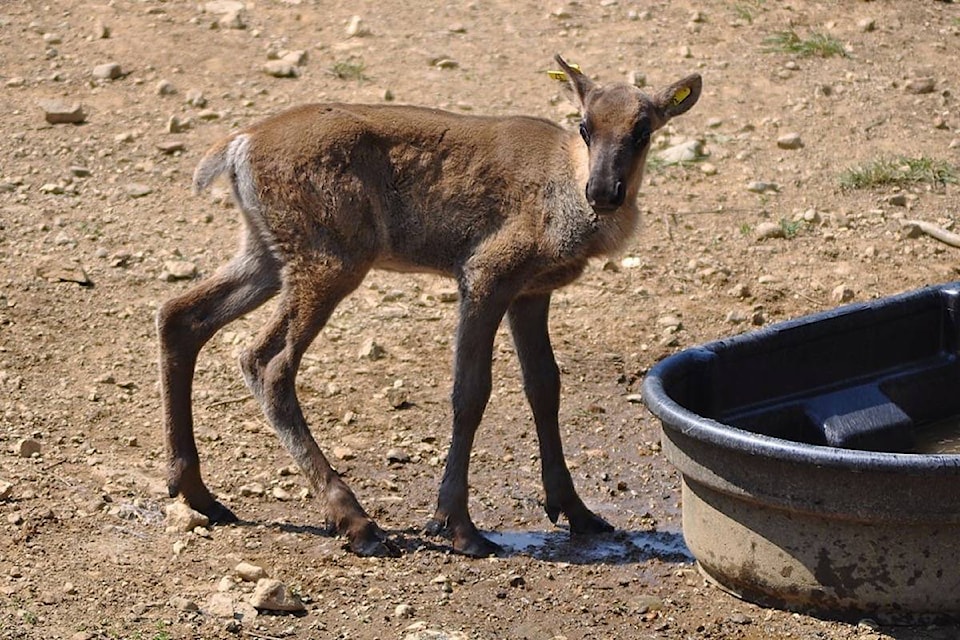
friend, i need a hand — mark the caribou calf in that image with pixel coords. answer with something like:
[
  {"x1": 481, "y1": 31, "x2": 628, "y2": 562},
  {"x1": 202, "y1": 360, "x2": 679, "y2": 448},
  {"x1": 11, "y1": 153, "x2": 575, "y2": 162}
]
[{"x1": 157, "y1": 56, "x2": 701, "y2": 557}]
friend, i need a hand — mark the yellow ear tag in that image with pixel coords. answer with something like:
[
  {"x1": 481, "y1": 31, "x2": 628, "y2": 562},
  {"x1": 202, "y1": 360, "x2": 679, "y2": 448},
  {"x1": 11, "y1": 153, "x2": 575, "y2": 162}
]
[
  {"x1": 547, "y1": 63, "x2": 581, "y2": 82},
  {"x1": 672, "y1": 86, "x2": 692, "y2": 106}
]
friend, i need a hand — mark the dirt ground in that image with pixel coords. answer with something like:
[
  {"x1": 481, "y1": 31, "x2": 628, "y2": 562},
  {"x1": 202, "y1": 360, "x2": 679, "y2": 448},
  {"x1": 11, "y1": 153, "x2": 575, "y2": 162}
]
[{"x1": 2, "y1": 0, "x2": 960, "y2": 638}]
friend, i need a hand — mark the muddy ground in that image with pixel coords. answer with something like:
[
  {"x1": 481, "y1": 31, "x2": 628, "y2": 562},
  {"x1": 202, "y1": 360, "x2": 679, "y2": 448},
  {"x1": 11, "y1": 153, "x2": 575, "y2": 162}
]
[{"x1": 2, "y1": 0, "x2": 960, "y2": 638}]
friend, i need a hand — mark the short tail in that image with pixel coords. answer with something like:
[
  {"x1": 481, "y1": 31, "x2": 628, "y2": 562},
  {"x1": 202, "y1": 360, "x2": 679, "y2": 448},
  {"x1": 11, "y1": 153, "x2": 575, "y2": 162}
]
[{"x1": 192, "y1": 136, "x2": 236, "y2": 194}]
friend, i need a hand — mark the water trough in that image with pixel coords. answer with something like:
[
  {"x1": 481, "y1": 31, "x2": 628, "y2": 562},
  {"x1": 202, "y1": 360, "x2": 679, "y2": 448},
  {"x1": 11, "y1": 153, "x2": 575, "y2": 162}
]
[{"x1": 642, "y1": 282, "x2": 960, "y2": 622}]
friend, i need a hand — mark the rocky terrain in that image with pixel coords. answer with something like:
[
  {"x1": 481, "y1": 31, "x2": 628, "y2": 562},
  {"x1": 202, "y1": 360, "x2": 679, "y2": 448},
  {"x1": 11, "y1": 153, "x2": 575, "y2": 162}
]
[{"x1": 1, "y1": 0, "x2": 959, "y2": 638}]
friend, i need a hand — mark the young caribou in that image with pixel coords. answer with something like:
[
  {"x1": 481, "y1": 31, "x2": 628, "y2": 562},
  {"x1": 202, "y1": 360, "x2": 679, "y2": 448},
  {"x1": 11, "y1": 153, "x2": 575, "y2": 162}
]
[{"x1": 157, "y1": 55, "x2": 702, "y2": 557}]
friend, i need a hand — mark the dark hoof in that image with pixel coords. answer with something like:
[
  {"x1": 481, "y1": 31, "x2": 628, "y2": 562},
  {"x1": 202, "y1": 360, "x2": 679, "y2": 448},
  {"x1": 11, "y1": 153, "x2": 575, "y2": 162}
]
[
  {"x1": 424, "y1": 518, "x2": 504, "y2": 558},
  {"x1": 200, "y1": 499, "x2": 239, "y2": 524},
  {"x1": 569, "y1": 511, "x2": 614, "y2": 535},
  {"x1": 546, "y1": 502, "x2": 614, "y2": 534},
  {"x1": 345, "y1": 523, "x2": 400, "y2": 558},
  {"x1": 453, "y1": 533, "x2": 504, "y2": 558}
]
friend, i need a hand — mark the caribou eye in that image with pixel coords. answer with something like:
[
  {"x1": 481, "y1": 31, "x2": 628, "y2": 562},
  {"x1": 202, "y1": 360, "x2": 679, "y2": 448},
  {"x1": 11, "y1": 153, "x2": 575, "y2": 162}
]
[
  {"x1": 633, "y1": 124, "x2": 651, "y2": 147},
  {"x1": 579, "y1": 122, "x2": 591, "y2": 145}
]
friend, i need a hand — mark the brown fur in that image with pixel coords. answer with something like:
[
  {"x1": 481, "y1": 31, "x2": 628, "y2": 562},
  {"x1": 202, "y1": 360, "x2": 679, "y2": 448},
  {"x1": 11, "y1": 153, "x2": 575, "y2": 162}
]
[{"x1": 157, "y1": 56, "x2": 701, "y2": 557}]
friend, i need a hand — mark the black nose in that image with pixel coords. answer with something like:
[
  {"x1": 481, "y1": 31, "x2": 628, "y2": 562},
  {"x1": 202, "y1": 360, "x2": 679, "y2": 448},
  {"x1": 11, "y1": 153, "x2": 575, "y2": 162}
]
[{"x1": 586, "y1": 179, "x2": 626, "y2": 210}]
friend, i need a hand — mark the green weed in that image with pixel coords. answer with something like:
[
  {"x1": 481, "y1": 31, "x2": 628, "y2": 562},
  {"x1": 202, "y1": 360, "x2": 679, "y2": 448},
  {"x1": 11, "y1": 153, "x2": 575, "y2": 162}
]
[
  {"x1": 330, "y1": 56, "x2": 368, "y2": 81},
  {"x1": 839, "y1": 156, "x2": 957, "y2": 190},
  {"x1": 763, "y1": 30, "x2": 847, "y2": 58}
]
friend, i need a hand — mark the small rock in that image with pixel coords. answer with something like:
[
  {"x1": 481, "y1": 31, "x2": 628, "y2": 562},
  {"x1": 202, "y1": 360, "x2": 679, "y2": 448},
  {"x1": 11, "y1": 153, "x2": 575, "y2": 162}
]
[
  {"x1": 346, "y1": 15, "x2": 371, "y2": 37},
  {"x1": 165, "y1": 502, "x2": 209, "y2": 532},
  {"x1": 92, "y1": 62, "x2": 122, "y2": 80},
  {"x1": 235, "y1": 562, "x2": 268, "y2": 582},
  {"x1": 395, "y1": 603, "x2": 415, "y2": 618},
  {"x1": 386, "y1": 448, "x2": 411, "y2": 464},
  {"x1": 725, "y1": 309, "x2": 748, "y2": 324},
  {"x1": 729, "y1": 612, "x2": 753, "y2": 625},
  {"x1": 0, "y1": 481, "x2": 11, "y2": 500},
  {"x1": 886, "y1": 193, "x2": 907, "y2": 207},
  {"x1": 905, "y1": 77, "x2": 935, "y2": 95},
  {"x1": 206, "y1": 592, "x2": 237, "y2": 618},
  {"x1": 162, "y1": 260, "x2": 197, "y2": 281},
  {"x1": 17, "y1": 438, "x2": 41, "y2": 458},
  {"x1": 263, "y1": 60, "x2": 298, "y2": 78},
  {"x1": 249, "y1": 579, "x2": 306, "y2": 612},
  {"x1": 385, "y1": 385, "x2": 409, "y2": 409},
  {"x1": 157, "y1": 140, "x2": 185, "y2": 154},
  {"x1": 699, "y1": 162, "x2": 718, "y2": 176},
  {"x1": 125, "y1": 183, "x2": 152, "y2": 198},
  {"x1": 728, "y1": 283, "x2": 750, "y2": 298},
  {"x1": 156, "y1": 80, "x2": 176, "y2": 96},
  {"x1": 39, "y1": 99, "x2": 86, "y2": 125},
  {"x1": 658, "y1": 139, "x2": 703, "y2": 164},
  {"x1": 434, "y1": 58, "x2": 459, "y2": 70},
  {"x1": 280, "y1": 50, "x2": 308, "y2": 66},
  {"x1": 271, "y1": 487, "x2": 291, "y2": 501},
  {"x1": 239, "y1": 483, "x2": 265, "y2": 497},
  {"x1": 755, "y1": 222, "x2": 785, "y2": 240},
  {"x1": 831, "y1": 285, "x2": 855, "y2": 304},
  {"x1": 169, "y1": 595, "x2": 199, "y2": 612},
  {"x1": 746, "y1": 181, "x2": 779, "y2": 194},
  {"x1": 167, "y1": 115, "x2": 192, "y2": 133},
  {"x1": 858, "y1": 17, "x2": 876, "y2": 32},
  {"x1": 776, "y1": 132, "x2": 803, "y2": 150},
  {"x1": 359, "y1": 338, "x2": 386, "y2": 361},
  {"x1": 185, "y1": 89, "x2": 207, "y2": 108},
  {"x1": 333, "y1": 446, "x2": 355, "y2": 461},
  {"x1": 93, "y1": 21, "x2": 110, "y2": 39}
]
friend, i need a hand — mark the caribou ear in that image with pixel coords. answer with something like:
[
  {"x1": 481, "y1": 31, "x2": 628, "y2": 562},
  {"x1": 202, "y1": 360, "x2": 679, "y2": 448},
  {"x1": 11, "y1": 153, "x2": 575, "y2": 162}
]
[
  {"x1": 553, "y1": 54, "x2": 595, "y2": 110},
  {"x1": 656, "y1": 74, "x2": 702, "y2": 119}
]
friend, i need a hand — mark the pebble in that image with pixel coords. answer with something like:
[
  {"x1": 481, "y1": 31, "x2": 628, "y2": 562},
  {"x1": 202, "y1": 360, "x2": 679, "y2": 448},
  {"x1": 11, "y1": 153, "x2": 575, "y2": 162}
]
[
  {"x1": 185, "y1": 89, "x2": 207, "y2": 108},
  {"x1": 156, "y1": 140, "x2": 185, "y2": 154},
  {"x1": 725, "y1": 309, "x2": 748, "y2": 324},
  {"x1": 39, "y1": 99, "x2": 86, "y2": 124},
  {"x1": 263, "y1": 60, "x2": 298, "y2": 78},
  {"x1": 167, "y1": 115, "x2": 192, "y2": 133},
  {"x1": 271, "y1": 487, "x2": 291, "y2": 501},
  {"x1": 249, "y1": 578, "x2": 306, "y2": 612},
  {"x1": 93, "y1": 21, "x2": 110, "y2": 39},
  {"x1": 385, "y1": 385, "x2": 409, "y2": 409},
  {"x1": 658, "y1": 139, "x2": 703, "y2": 165},
  {"x1": 165, "y1": 502, "x2": 210, "y2": 532},
  {"x1": 858, "y1": 17, "x2": 876, "y2": 32},
  {"x1": 346, "y1": 15, "x2": 371, "y2": 37},
  {"x1": 776, "y1": 132, "x2": 803, "y2": 150},
  {"x1": 156, "y1": 79, "x2": 176, "y2": 96},
  {"x1": 754, "y1": 221, "x2": 785, "y2": 240},
  {"x1": 386, "y1": 448, "x2": 411, "y2": 464},
  {"x1": 161, "y1": 260, "x2": 197, "y2": 281},
  {"x1": 333, "y1": 446, "x2": 355, "y2": 460},
  {"x1": 359, "y1": 338, "x2": 386, "y2": 360},
  {"x1": 746, "y1": 181, "x2": 779, "y2": 194},
  {"x1": 831, "y1": 285, "x2": 855, "y2": 303},
  {"x1": 886, "y1": 193, "x2": 907, "y2": 207},
  {"x1": 239, "y1": 483, "x2": 265, "y2": 497},
  {"x1": 17, "y1": 438, "x2": 41, "y2": 458},
  {"x1": 235, "y1": 561, "x2": 268, "y2": 582},
  {"x1": 0, "y1": 480, "x2": 12, "y2": 500},
  {"x1": 403, "y1": 629, "x2": 468, "y2": 640},
  {"x1": 169, "y1": 595, "x2": 199, "y2": 612},
  {"x1": 395, "y1": 603, "x2": 415, "y2": 619},
  {"x1": 699, "y1": 162, "x2": 718, "y2": 176},
  {"x1": 905, "y1": 77, "x2": 935, "y2": 95},
  {"x1": 92, "y1": 62, "x2": 122, "y2": 80},
  {"x1": 125, "y1": 183, "x2": 152, "y2": 198}
]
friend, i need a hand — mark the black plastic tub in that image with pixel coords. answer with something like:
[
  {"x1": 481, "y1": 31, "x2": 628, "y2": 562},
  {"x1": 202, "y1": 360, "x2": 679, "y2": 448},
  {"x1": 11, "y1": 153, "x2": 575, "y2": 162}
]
[{"x1": 641, "y1": 282, "x2": 960, "y2": 622}]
